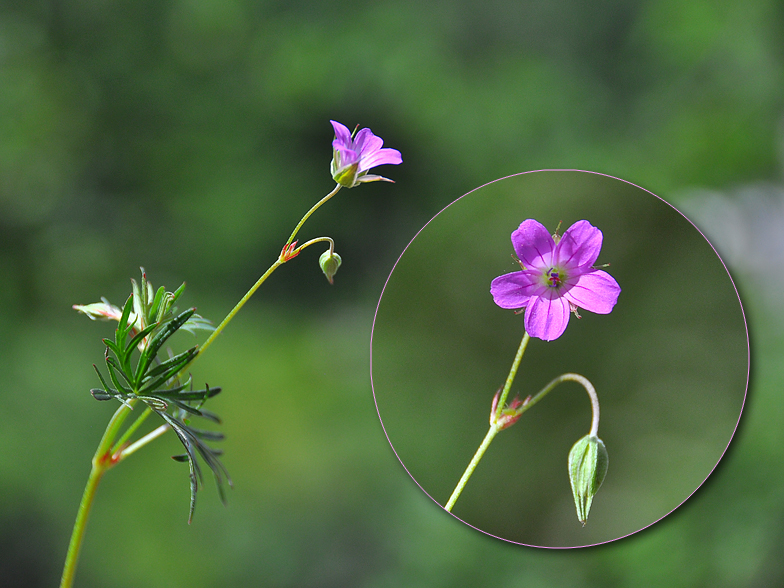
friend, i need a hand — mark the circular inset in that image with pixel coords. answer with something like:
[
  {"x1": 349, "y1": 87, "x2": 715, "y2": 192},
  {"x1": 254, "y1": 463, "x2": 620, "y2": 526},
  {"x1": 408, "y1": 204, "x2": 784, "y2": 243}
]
[{"x1": 371, "y1": 170, "x2": 748, "y2": 547}]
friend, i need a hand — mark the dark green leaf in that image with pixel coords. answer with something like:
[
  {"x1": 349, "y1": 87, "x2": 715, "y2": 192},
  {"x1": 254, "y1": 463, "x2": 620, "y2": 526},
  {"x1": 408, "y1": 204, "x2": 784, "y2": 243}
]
[
  {"x1": 134, "y1": 308, "x2": 196, "y2": 384},
  {"x1": 90, "y1": 389, "x2": 113, "y2": 401},
  {"x1": 125, "y1": 323, "x2": 157, "y2": 356}
]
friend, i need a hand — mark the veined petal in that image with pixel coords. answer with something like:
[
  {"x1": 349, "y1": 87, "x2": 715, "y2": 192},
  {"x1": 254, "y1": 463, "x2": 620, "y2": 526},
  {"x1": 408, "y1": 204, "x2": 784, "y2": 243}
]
[
  {"x1": 330, "y1": 120, "x2": 353, "y2": 149},
  {"x1": 359, "y1": 147, "x2": 403, "y2": 171},
  {"x1": 524, "y1": 291, "x2": 571, "y2": 341},
  {"x1": 563, "y1": 270, "x2": 621, "y2": 314},
  {"x1": 511, "y1": 220, "x2": 555, "y2": 269},
  {"x1": 353, "y1": 128, "x2": 384, "y2": 157},
  {"x1": 332, "y1": 144, "x2": 359, "y2": 167},
  {"x1": 490, "y1": 271, "x2": 535, "y2": 309},
  {"x1": 556, "y1": 220, "x2": 603, "y2": 269}
]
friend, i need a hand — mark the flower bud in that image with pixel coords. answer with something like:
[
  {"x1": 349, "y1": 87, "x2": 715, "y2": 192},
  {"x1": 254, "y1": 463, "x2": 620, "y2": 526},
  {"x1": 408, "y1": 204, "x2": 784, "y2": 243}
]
[
  {"x1": 319, "y1": 250, "x2": 342, "y2": 284},
  {"x1": 568, "y1": 434, "x2": 608, "y2": 525}
]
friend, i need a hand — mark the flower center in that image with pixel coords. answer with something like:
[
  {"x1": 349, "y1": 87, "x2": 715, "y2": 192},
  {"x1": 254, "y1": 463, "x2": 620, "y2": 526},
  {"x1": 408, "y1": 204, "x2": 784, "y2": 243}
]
[{"x1": 546, "y1": 267, "x2": 563, "y2": 289}]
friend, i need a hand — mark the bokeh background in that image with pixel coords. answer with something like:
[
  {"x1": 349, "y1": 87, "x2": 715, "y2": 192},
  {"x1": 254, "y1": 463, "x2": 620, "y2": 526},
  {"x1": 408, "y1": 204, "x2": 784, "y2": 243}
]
[
  {"x1": 371, "y1": 171, "x2": 748, "y2": 547},
  {"x1": 0, "y1": 0, "x2": 782, "y2": 586}
]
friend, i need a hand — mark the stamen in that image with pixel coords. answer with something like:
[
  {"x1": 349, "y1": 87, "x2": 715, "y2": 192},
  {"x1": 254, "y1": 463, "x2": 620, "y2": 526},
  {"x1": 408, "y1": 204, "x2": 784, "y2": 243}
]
[{"x1": 546, "y1": 267, "x2": 562, "y2": 288}]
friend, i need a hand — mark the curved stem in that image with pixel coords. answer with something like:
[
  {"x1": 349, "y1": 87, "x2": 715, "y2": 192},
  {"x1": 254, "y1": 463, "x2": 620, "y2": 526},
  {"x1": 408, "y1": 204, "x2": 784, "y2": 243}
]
[
  {"x1": 445, "y1": 424, "x2": 500, "y2": 512},
  {"x1": 296, "y1": 236, "x2": 335, "y2": 256},
  {"x1": 446, "y1": 366, "x2": 600, "y2": 513},
  {"x1": 185, "y1": 185, "x2": 342, "y2": 369},
  {"x1": 516, "y1": 373, "x2": 600, "y2": 436},
  {"x1": 284, "y1": 184, "x2": 342, "y2": 246},
  {"x1": 60, "y1": 462, "x2": 104, "y2": 588}
]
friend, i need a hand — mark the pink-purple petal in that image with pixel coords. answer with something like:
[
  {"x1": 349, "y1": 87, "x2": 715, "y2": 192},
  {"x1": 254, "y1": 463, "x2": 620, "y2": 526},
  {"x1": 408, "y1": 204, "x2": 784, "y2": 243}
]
[
  {"x1": 360, "y1": 147, "x2": 403, "y2": 171},
  {"x1": 330, "y1": 120, "x2": 353, "y2": 148},
  {"x1": 556, "y1": 220, "x2": 603, "y2": 269},
  {"x1": 333, "y1": 144, "x2": 359, "y2": 167},
  {"x1": 563, "y1": 270, "x2": 621, "y2": 314},
  {"x1": 524, "y1": 291, "x2": 571, "y2": 341},
  {"x1": 490, "y1": 272, "x2": 534, "y2": 309},
  {"x1": 511, "y1": 220, "x2": 555, "y2": 269},
  {"x1": 353, "y1": 128, "x2": 383, "y2": 156}
]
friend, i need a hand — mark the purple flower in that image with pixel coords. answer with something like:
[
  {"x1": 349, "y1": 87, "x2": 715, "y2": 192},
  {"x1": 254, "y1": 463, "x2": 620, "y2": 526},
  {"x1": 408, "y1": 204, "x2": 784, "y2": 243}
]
[
  {"x1": 490, "y1": 219, "x2": 621, "y2": 341},
  {"x1": 330, "y1": 120, "x2": 402, "y2": 188}
]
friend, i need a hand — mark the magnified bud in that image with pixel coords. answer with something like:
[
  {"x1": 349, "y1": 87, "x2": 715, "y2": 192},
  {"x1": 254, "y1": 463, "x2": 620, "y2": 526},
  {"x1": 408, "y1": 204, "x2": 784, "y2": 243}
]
[
  {"x1": 568, "y1": 434, "x2": 608, "y2": 525},
  {"x1": 319, "y1": 250, "x2": 342, "y2": 285}
]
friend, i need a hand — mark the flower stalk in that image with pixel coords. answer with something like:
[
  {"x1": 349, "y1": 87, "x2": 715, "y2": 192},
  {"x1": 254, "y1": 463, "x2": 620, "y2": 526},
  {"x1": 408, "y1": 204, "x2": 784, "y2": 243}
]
[
  {"x1": 63, "y1": 120, "x2": 402, "y2": 587},
  {"x1": 445, "y1": 357, "x2": 604, "y2": 514},
  {"x1": 446, "y1": 219, "x2": 618, "y2": 521}
]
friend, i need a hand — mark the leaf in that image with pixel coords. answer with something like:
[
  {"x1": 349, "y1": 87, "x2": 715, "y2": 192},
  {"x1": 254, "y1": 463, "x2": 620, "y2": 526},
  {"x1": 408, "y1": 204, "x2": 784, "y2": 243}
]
[
  {"x1": 125, "y1": 323, "x2": 157, "y2": 356},
  {"x1": 134, "y1": 308, "x2": 196, "y2": 384},
  {"x1": 115, "y1": 296, "x2": 135, "y2": 351},
  {"x1": 90, "y1": 389, "x2": 114, "y2": 401},
  {"x1": 153, "y1": 407, "x2": 230, "y2": 523},
  {"x1": 139, "y1": 347, "x2": 198, "y2": 393},
  {"x1": 149, "y1": 286, "x2": 166, "y2": 323}
]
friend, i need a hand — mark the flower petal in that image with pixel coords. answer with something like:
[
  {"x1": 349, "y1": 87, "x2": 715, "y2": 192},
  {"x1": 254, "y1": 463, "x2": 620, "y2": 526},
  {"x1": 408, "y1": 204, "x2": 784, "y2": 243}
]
[
  {"x1": 333, "y1": 145, "x2": 359, "y2": 168},
  {"x1": 563, "y1": 270, "x2": 621, "y2": 314},
  {"x1": 490, "y1": 271, "x2": 535, "y2": 309},
  {"x1": 556, "y1": 220, "x2": 603, "y2": 269},
  {"x1": 524, "y1": 291, "x2": 571, "y2": 341},
  {"x1": 359, "y1": 147, "x2": 403, "y2": 171},
  {"x1": 511, "y1": 220, "x2": 555, "y2": 269},
  {"x1": 330, "y1": 120, "x2": 353, "y2": 149},
  {"x1": 353, "y1": 128, "x2": 384, "y2": 157}
]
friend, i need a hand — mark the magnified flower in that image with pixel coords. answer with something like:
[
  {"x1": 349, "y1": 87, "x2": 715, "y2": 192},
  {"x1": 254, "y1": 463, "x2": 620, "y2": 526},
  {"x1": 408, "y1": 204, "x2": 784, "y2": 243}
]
[
  {"x1": 330, "y1": 120, "x2": 402, "y2": 188},
  {"x1": 490, "y1": 219, "x2": 621, "y2": 341}
]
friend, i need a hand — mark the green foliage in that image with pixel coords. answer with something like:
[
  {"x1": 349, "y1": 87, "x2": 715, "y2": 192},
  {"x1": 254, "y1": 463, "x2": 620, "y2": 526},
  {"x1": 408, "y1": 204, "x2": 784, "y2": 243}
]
[{"x1": 90, "y1": 274, "x2": 229, "y2": 523}]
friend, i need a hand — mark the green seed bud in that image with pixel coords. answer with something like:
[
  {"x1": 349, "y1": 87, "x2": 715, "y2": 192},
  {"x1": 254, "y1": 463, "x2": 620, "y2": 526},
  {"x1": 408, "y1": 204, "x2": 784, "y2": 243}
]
[
  {"x1": 568, "y1": 434, "x2": 608, "y2": 526},
  {"x1": 319, "y1": 250, "x2": 342, "y2": 285}
]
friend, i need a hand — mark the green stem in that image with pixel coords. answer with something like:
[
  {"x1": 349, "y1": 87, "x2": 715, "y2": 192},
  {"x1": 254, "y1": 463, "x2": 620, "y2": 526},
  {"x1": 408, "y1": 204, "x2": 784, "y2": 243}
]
[
  {"x1": 446, "y1": 331, "x2": 529, "y2": 512},
  {"x1": 60, "y1": 402, "x2": 134, "y2": 588},
  {"x1": 196, "y1": 258, "x2": 283, "y2": 360},
  {"x1": 296, "y1": 236, "x2": 335, "y2": 256},
  {"x1": 518, "y1": 373, "x2": 600, "y2": 436},
  {"x1": 119, "y1": 423, "x2": 170, "y2": 460},
  {"x1": 495, "y1": 332, "x2": 530, "y2": 420},
  {"x1": 445, "y1": 331, "x2": 601, "y2": 513},
  {"x1": 445, "y1": 424, "x2": 500, "y2": 512},
  {"x1": 111, "y1": 406, "x2": 152, "y2": 454},
  {"x1": 284, "y1": 184, "x2": 341, "y2": 246},
  {"x1": 190, "y1": 185, "x2": 342, "y2": 365},
  {"x1": 62, "y1": 184, "x2": 344, "y2": 586}
]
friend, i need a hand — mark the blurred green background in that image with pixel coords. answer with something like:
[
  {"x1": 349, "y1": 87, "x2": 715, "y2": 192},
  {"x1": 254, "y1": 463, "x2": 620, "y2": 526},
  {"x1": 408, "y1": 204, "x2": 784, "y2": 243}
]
[
  {"x1": 371, "y1": 171, "x2": 748, "y2": 547},
  {"x1": 0, "y1": 0, "x2": 782, "y2": 586}
]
